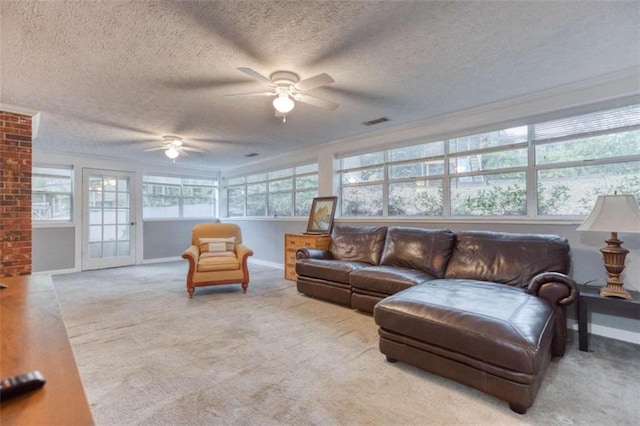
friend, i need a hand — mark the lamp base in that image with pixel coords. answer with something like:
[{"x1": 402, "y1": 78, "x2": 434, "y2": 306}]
[
  {"x1": 599, "y1": 233, "x2": 631, "y2": 300},
  {"x1": 599, "y1": 283, "x2": 632, "y2": 300}
]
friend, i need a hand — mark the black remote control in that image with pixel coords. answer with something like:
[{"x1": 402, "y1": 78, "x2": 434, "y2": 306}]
[{"x1": 0, "y1": 371, "x2": 46, "y2": 400}]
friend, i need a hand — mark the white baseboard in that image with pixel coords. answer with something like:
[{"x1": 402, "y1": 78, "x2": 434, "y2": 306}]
[
  {"x1": 33, "y1": 268, "x2": 80, "y2": 276},
  {"x1": 567, "y1": 319, "x2": 640, "y2": 345},
  {"x1": 140, "y1": 257, "x2": 284, "y2": 271},
  {"x1": 249, "y1": 258, "x2": 284, "y2": 270},
  {"x1": 142, "y1": 256, "x2": 182, "y2": 264}
]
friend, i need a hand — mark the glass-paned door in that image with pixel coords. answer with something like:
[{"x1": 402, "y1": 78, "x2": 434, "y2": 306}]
[{"x1": 82, "y1": 169, "x2": 136, "y2": 270}]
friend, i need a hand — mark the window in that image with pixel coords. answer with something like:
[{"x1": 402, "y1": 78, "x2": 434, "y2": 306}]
[
  {"x1": 32, "y1": 166, "x2": 73, "y2": 222},
  {"x1": 534, "y1": 105, "x2": 640, "y2": 215},
  {"x1": 339, "y1": 104, "x2": 640, "y2": 218},
  {"x1": 449, "y1": 127, "x2": 528, "y2": 216},
  {"x1": 143, "y1": 175, "x2": 217, "y2": 219},
  {"x1": 340, "y1": 151, "x2": 384, "y2": 216},
  {"x1": 227, "y1": 177, "x2": 246, "y2": 217},
  {"x1": 226, "y1": 163, "x2": 318, "y2": 217}
]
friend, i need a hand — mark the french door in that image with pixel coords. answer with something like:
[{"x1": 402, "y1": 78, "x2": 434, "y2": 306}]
[{"x1": 82, "y1": 169, "x2": 136, "y2": 270}]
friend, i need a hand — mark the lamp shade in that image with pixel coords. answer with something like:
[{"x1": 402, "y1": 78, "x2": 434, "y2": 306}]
[{"x1": 577, "y1": 194, "x2": 640, "y2": 233}]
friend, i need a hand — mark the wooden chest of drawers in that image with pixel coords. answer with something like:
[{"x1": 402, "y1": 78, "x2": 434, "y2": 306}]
[{"x1": 284, "y1": 233, "x2": 332, "y2": 281}]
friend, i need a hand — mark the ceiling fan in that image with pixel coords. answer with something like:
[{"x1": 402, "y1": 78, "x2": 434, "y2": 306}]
[
  {"x1": 144, "y1": 135, "x2": 207, "y2": 162},
  {"x1": 225, "y1": 67, "x2": 340, "y2": 121}
]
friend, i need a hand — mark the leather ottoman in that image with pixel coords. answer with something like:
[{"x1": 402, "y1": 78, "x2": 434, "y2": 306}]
[{"x1": 374, "y1": 280, "x2": 557, "y2": 414}]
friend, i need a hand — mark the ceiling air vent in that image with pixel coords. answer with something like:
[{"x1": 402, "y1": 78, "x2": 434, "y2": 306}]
[
  {"x1": 362, "y1": 117, "x2": 390, "y2": 126},
  {"x1": 245, "y1": 153, "x2": 259, "y2": 157}
]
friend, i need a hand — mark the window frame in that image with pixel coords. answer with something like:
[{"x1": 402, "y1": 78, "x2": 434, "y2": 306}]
[
  {"x1": 226, "y1": 163, "x2": 319, "y2": 218},
  {"x1": 338, "y1": 104, "x2": 640, "y2": 219},
  {"x1": 142, "y1": 174, "x2": 218, "y2": 220},
  {"x1": 32, "y1": 165, "x2": 74, "y2": 224}
]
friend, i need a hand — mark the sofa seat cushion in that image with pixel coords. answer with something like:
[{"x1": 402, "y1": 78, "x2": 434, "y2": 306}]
[
  {"x1": 197, "y1": 256, "x2": 240, "y2": 272},
  {"x1": 350, "y1": 266, "x2": 435, "y2": 296},
  {"x1": 374, "y1": 279, "x2": 555, "y2": 379},
  {"x1": 296, "y1": 259, "x2": 369, "y2": 284}
]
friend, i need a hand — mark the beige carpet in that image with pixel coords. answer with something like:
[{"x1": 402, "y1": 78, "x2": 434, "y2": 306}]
[{"x1": 53, "y1": 262, "x2": 640, "y2": 425}]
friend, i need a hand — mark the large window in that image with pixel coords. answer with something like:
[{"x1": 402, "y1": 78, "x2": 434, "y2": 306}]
[
  {"x1": 340, "y1": 104, "x2": 640, "y2": 218},
  {"x1": 32, "y1": 166, "x2": 73, "y2": 222},
  {"x1": 534, "y1": 105, "x2": 640, "y2": 215},
  {"x1": 226, "y1": 164, "x2": 318, "y2": 217},
  {"x1": 143, "y1": 175, "x2": 217, "y2": 219}
]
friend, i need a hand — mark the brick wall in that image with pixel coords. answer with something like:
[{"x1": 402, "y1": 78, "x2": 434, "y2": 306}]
[{"x1": 0, "y1": 111, "x2": 33, "y2": 277}]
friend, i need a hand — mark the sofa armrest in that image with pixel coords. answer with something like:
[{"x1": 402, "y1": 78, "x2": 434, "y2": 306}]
[
  {"x1": 528, "y1": 272, "x2": 578, "y2": 306},
  {"x1": 296, "y1": 248, "x2": 333, "y2": 260},
  {"x1": 182, "y1": 245, "x2": 199, "y2": 264},
  {"x1": 528, "y1": 272, "x2": 578, "y2": 357},
  {"x1": 234, "y1": 244, "x2": 254, "y2": 279},
  {"x1": 235, "y1": 244, "x2": 254, "y2": 263},
  {"x1": 181, "y1": 245, "x2": 199, "y2": 284}
]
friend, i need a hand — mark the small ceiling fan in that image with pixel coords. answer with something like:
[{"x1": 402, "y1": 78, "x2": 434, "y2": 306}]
[
  {"x1": 144, "y1": 135, "x2": 207, "y2": 162},
  {"x1": 225, "y1": 68, "x2": 339, "y2": 121}
]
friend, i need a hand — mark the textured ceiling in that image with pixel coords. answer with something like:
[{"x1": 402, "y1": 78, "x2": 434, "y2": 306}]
[{"x1": 2, "y1": 0, "x2": 639, "y2": 171}]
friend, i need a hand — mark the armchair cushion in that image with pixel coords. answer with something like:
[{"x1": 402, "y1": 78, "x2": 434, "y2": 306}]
[{"x1": 198, "y1": 256, "x2": 241, "y2": 272}]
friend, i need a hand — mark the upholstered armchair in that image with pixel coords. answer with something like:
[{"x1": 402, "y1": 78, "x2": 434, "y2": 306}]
[{"x1": 181, "y1": 223, "x2": 254, "y2": 297}]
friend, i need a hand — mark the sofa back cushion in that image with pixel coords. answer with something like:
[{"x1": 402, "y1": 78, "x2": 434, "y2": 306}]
[
  {"x1": 444, "y1": 231, "x2": 570, "y2": 287},
  {"x1": 380, "y1": 227, "x2": 455, "y2": 277},
  {"x1": 329, "y1": 225, "x2": 388, "y2": 265}
]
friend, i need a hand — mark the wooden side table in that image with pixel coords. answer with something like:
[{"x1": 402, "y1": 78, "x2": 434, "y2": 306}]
[
  {"x1": 576, "y1": 285, "x2": 640, "y2": 352},
  {"x1": 284, "y1": 233, "x2": 332, "y2": 281}
]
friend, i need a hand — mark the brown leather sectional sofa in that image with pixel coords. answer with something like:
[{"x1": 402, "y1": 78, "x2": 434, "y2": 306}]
[{"x1": 295, "y1": 225, "x2": 578, "y2": 413}]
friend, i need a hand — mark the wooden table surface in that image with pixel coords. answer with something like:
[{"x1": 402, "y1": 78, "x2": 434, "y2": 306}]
[{"x1": 0, "y1": 274, "x2": 94, "y2": 425}]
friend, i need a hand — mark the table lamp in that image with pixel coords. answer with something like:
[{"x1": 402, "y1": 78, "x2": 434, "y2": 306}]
[{"x1": 577, "y1": 193, "x2": 640, "y2": 299}]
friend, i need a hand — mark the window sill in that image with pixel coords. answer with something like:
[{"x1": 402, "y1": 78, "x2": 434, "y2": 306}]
[
  {"x1": 337, "y1": 216, "x2": 585, "y2": 226},
  {"x1": 223, "y1": 215, "x2": 586, "y2": 226}
]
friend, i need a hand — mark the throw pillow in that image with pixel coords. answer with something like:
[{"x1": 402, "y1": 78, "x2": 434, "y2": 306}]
[{"x1": 199, "y1": 237, "x2": 236, "y2": 258}]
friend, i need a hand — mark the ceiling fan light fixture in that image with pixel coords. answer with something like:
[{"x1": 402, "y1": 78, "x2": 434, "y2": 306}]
[
  {"x1": 273, "y1": 94, "x2": 295, "y2": 114},
  {"x1": 165, "y1": 146, "x2": 180, "y2": 160},
  {"x1": 163, "y1": 135, "x2": 183, "y2": 147}
]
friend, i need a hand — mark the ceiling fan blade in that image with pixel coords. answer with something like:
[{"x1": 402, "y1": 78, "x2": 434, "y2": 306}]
[
  {"x1": 296, "y1": 94, "x2": 340, "y2": 111},
  {"x1": 182, "y1": 146, "x2": 208, "y2": 153},
  {"x1": 236, "y1": 67, "x2": 274, "y2": 85},
  {"x1": 321, "y1": 86, "x2": 389, "y2": 104},
  {"x1": 144, "y1": 147, "x2": 165, "y2": 152},
  {"x1": 190, "y1": 138, "x2": 262, "y2": 147},
  {"x1": 224, "y1": 91, "x2": 275, "y2": 98},
  {"x1": 295, "y1": 73, "x2": 335, "y2": 92},
  {"x1": 110, "y1": 139, "x2": 157, "y2": 146}
]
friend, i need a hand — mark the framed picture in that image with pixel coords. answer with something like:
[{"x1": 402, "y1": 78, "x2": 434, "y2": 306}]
[{"x1": 306, "y1": 196, "x2": 338, "y2": 234}]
